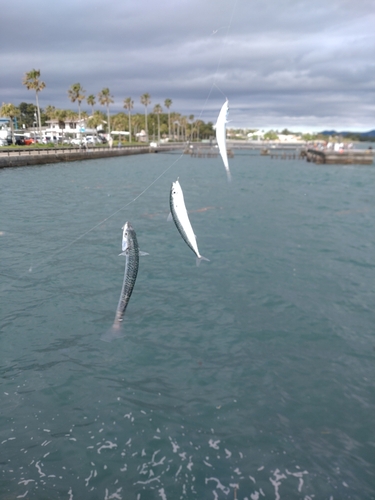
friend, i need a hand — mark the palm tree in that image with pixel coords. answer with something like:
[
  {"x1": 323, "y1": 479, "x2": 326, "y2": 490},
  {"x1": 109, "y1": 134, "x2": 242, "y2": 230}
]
[
  {"x1": 140, "y1": 93, "x2": 151, "y2": 140},
  {"x1": 87, "y1": 110, "x2": 106, "y2": 134},
  {"x1": 44, "y1": 105, "x2": 56, "y2": 120},
  {"x1": 180, "y1": 116, "x2": 188, "y2": 142},
  {"x1": 132, "y1": 115, "x2": 142, "y2": 141},
  {"x1": 87, "y1": 94, "x2": 96, "y2": 116},
  {"x1": 195, "y1": 119, "x2": 203, "y2": 141},
  {"x1": 55, "y1": 109, "x2": 67, "y2": 135},
  {"x1": 22, "y1": 69, "x2": 45, "y2": 140},
  {"x1": 188, "y1": 115, "x2": 195, "y2": 140},
  {"x1": 164, "y1": 98, "x2": 172, "y2": 139},
  {"x1": 153, "y1": 104, "x2": 163, "y2": 144},
  {"x1": 123, "y1": 97, "x2": 134, "y2": 142},
  {"x1": 0, "y1": 103, "x2": 20, "y2": 144},
  {"x1": 68, "y1": 83, "x2": 86, "y2": 134},
  {"x1": 98, "y1": 88, "x2": 114, "y2": 135}
]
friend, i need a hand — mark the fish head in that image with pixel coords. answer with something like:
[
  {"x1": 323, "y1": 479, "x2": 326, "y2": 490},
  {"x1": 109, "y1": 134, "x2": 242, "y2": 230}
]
[
  {"x1": 215, "y1": 99, "x2": 229, "y2": 128},
  {"x1": 171, "y1": 179, "x2": 182, "y2": 198},
  {"x1": 121, "y1": 221, "x2": 133, "y2": 252}
]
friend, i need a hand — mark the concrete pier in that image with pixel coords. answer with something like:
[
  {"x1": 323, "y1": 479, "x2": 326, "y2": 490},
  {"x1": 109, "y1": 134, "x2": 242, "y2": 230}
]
[
  {"x1": 302, "y1": 148, "x2": 374, "y2": 165},
  {"x1": 184, "y1": 145, "x2": 234, "y2": 159},
  {"x1": 0, "y1": 144, "x2": 183, "y2": 168}
]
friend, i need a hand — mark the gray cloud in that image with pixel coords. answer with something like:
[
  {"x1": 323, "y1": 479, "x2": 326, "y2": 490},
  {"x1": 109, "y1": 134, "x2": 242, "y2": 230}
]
[{"x1": 1, "y1": 0, "x2": 374, "y2": 131}]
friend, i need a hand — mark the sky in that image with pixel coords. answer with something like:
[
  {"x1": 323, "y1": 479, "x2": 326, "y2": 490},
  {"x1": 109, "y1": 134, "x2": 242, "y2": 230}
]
[{"x1": 1, "y1": 0, "x2": 375, "y2": 132}]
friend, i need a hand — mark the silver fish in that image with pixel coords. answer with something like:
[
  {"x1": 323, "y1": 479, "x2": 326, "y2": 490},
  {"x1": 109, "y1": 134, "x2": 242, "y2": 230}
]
[
  {"x1": 101, "y1": 222, "x2": 139, "y2": 342},
  {"x1": 169, "y1": 179, "x2": 209, "y2": 266},
  {"x1": 215, "y1": 99, "x2": 231, "y2": 182}
]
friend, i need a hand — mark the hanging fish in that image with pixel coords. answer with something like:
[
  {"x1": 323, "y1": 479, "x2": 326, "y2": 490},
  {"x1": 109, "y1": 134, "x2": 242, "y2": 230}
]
[
  {"x1": 169, "y1": 179, "x2": 209, "y2": 266},
  {"x1": 101, "y1": 222, "x2": 140, "y2": 342},
  {"x1": 215, "y1": 99, "x2": 231, "y2": 182}
]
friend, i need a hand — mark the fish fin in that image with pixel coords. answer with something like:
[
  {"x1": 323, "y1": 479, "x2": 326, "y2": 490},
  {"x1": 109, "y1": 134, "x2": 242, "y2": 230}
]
[
  {"x1": 167, "y1": 212, "x2": 173, "y2": 222},
  {"x1": 139, "y1": 251, "x2": 149, "y2": 256},
  {"x1": 100, "y1": 325, "x2": 125, "y2": 342},
  {"x1": 196, "y1": 256, "x2": 210, "y2": 267},
  {"x1": 118, "y1": 251, "x2": 127, "y2": 256}
]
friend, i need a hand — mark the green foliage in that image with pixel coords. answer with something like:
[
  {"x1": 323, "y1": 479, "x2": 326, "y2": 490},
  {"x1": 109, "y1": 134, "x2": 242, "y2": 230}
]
[
  {"x1": 263, "y1": 130, "x2": 279, "y2": 140},
  {"x1": 18, "y1": 102, "x2": 36, "y2": 128}
]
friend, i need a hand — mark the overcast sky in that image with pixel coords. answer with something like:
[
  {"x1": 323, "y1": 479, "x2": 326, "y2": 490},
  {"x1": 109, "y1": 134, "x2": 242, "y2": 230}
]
[{"x1": 1, "y1": 0, "x2": 374, "y2": 131}]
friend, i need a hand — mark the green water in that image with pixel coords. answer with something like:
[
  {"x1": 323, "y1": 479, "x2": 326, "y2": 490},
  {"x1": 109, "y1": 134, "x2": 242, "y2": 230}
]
[{"x1": 1, "y1": 151, "x2": 374, "y2": 499}]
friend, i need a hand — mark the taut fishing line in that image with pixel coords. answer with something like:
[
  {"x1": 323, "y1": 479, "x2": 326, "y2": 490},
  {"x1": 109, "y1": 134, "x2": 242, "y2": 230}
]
[
  {"x1": 1, "y1": 0, "x2": 238, "y2": 294},
  {"x1": 197, "y1": 0, "x2": 238, "y2": 121}
]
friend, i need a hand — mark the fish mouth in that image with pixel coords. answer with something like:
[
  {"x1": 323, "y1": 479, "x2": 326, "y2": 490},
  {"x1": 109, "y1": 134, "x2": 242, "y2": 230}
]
[{"x1": 123, "y1": 221, "x2": 133, "y2": 230}]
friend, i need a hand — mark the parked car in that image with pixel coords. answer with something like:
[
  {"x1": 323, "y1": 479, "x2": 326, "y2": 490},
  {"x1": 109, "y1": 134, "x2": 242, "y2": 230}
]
[
  {"x1": 43, "y1": 136, "x2": 58, "y2": 144},
  {"x1": 70, "y1": 138, "x2": 84, "y2": 146},
  {"x1": 7, "y1": 135, "x2": 25, "y2": 146},
  {"x1": 85, "y1": 135, "x2": 100, "y2": 145}
]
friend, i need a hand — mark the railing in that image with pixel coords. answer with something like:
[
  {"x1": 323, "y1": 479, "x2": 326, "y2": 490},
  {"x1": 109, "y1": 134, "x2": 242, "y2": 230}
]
[{"x1": 0, "y1": 143, "x2": 186, "y2": 156}]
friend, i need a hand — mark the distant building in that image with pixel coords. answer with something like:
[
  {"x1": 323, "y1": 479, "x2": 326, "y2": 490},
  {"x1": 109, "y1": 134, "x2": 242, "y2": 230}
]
[
  {"x1": 43, "y1": 117, "x2": 97, "y2": 140},
  {"x1": 247, "y1": 130, "x2": 264, "y2": 140},
  {"x1": 136, "y1": 129, "x2": 148, "y2": 142}
]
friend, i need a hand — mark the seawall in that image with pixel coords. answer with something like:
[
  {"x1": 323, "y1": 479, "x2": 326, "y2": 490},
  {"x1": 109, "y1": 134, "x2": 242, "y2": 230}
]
[
  {"x1": 0, "y1": 146, "x2": 153, "y2": 168},
  {"x1": 0, "y1": 143, "x2": 183, "y2": 168}
]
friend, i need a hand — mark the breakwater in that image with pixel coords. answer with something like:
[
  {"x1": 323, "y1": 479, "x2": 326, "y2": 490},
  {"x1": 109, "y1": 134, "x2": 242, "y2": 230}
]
[
  {"x1": 302, "y1": 148, "x2": 374, "y2": 164},
  {"x1": 0, "y1": 144, "x2": 183, "y2": 168}
]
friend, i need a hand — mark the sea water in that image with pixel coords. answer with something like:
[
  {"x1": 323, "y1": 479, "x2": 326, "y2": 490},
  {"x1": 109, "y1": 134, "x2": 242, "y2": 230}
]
[{"x1": 1, "y1": 151, "x2": 374, "y2": 499}]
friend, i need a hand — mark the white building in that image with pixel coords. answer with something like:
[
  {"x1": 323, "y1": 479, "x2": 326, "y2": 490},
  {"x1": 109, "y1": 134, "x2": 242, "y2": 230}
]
[{"x1": 42, "y1": 117, "x2": 98, "y2": 141}]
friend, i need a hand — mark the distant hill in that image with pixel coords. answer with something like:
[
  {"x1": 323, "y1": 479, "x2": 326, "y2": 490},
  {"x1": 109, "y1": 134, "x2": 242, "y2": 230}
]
[
  {"x1": 360, "y1": 130, "x2": 375, "y2": 138},
  {"x1": 320, "y1": 129, "x2": 375, "y2": 139}
]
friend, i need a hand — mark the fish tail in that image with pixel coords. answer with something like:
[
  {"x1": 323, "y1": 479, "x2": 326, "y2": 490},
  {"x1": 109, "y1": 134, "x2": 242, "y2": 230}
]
[
  {"x1": 100, "y1": 323, "x2": 125, "y2": 342},
  {"x1": 196, "y1": 256, "x2": 210, "y2": 267}
]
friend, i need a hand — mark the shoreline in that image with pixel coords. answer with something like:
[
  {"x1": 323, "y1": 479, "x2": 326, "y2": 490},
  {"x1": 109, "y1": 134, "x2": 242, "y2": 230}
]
[{"x1": 0, "y1": 144, "x2": 181, "y2": 168}]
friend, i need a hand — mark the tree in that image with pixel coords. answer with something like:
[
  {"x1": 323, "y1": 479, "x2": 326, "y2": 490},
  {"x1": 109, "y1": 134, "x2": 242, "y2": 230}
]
[
  {"x1": 111, "y1": 113, "x2": 128, "y2": 136},
  {"x1": 87, "y1": 94, "x2": 96, "y2": 115},
  {"x1": 153, "y1": 104, "x2": 163, "y2": 143},
  {"x1": 87, "y1": 110, "x2": 106, "y2": 132},
  {"x1": 180, "y1": 116, "x2": 187, "y2": 141},
  {"x1": 132, "y1": 115, "x2": 143, "y2": 141},
  {"x1": 195, "y1": 119, "x2": 203, "y2": 141},
  {"x1": 22, "y1": 69, "x2": 45, "y2": 140},
  {"x1": 164, "y1": 98, "x2": 172, "y2": 139},
  {"x1": 44, "y1": 105, "x2": 56, "y2": 120},
  {"x1": 1, "y1": 103, "x2": 20, "y2": 144},
  {"x1": 264, "y1": 130, "x2": 279, "y2": 141},
  {"x1": 123, "y1": 97, "x2": 134, "y2": 142},
  {"x1": 140, "y1": 93, "x2": 151, "y2": 139},
  {"x1": 18, "y1": 102, "x2": 37, "y2": 128},
  {"x1": 55, "y1": 109, "x2": 67, "y2": 131},
  {"x1": 68, "y1": 83, "x2": 86, "y2": 133},
  {"x1": 98, "y1": 88, "x2": 114, "y2": 135},
  {"x1": 188, "y1": 114, "x2": 194, "y2": 140}
]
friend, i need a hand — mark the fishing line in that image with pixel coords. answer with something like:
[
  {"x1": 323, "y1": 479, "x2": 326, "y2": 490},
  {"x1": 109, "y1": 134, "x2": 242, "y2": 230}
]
[
  {"x1": 197, "y1": 0, "x2": 238, "y2": 122},
  {"x1": 1, "y1": 2, "x2": 238, "y2": 294},
  {"x1": 44, "y1": 0, "x2": 238, "y2": 266},
  {"x1": 0, "y1": 153, "x2": 184, "y2": 294}
]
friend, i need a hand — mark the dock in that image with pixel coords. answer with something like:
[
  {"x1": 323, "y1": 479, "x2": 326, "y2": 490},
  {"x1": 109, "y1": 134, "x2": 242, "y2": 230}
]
[
  {"x1": 184, "y1": 145, "x2": 234, "y2": 159},
  {"x1": 302, "y1": 148, "x2": 374, "y2": 165},
  {"x1": 261, "y1": 148, "x2": 299, "y2": 160}
]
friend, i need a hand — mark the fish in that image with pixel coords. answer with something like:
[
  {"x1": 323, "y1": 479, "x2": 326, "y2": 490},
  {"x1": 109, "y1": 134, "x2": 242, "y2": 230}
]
[
  {"x1": 215, "y1": 99, "x2": 231, "y2": 182},
  {"x1": 169, "y1": 179, "x2": 209, "y2": 266},
  {"x1": 101, "y1": 222, "x2": 139, "y2": 342}
]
